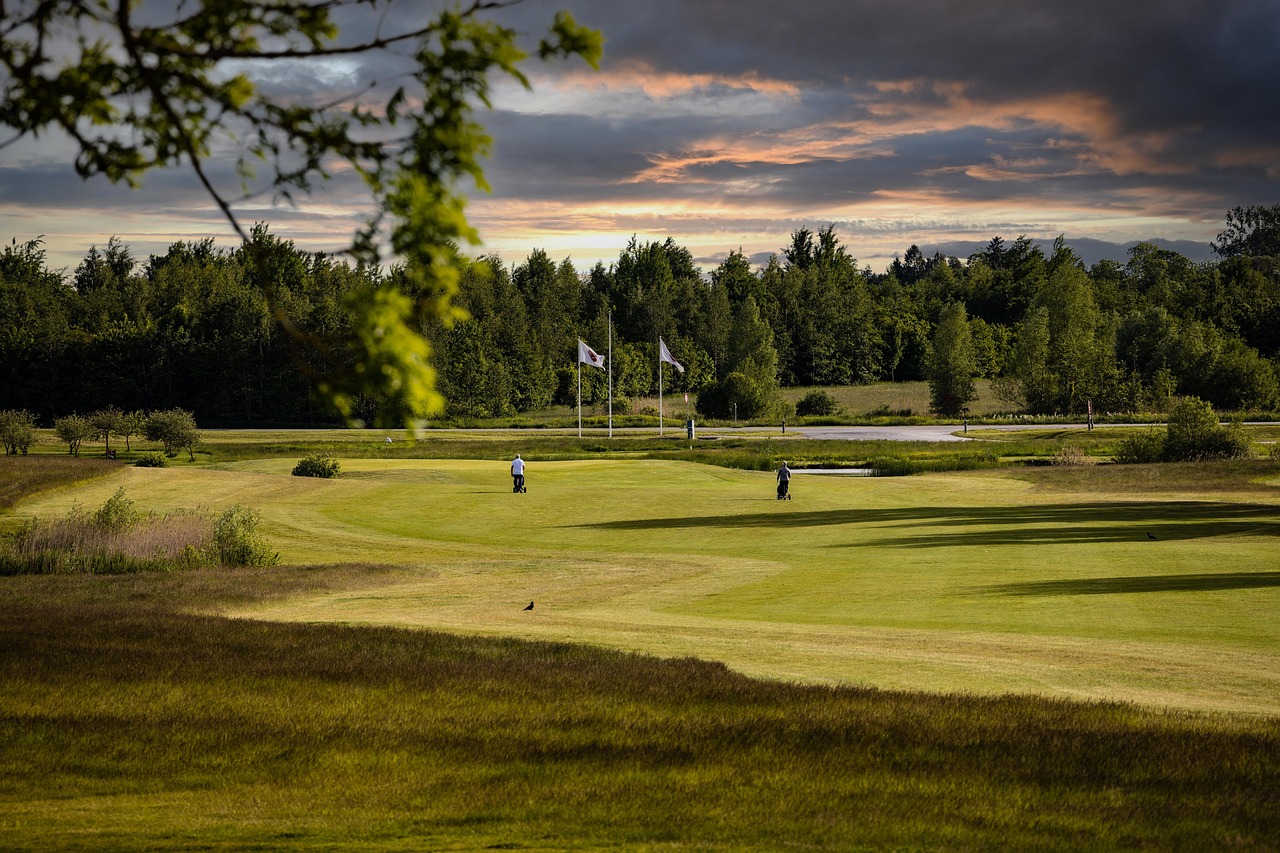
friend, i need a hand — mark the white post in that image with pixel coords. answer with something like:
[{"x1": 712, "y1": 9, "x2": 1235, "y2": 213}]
[
  {"x1": 659, "y1": 351, "x2": 664, "y2": 436},
  {"x1": 577, "y1": 358, "x2": 582, "y2": 438},
  {"x1": 607, "y1": 312, "x2": 613, "y2": 439}
]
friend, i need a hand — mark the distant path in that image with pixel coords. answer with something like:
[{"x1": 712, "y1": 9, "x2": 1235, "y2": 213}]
[
  {"x1": 447, "y1": 423, "x2": 1112, "y2": 442},
  {"x1": 792, "y1": 423, "x2": 1097, "y2": 442}
]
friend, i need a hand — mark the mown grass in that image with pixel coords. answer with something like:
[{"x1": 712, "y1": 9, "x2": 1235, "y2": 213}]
[
  {"x1": 4, "y1": 445, "x2": 1280, "y2": 848},
  {"x1": 2, "y1": 588, "x2": 1278, "y2": 850},
  {"x1": 14, "y1": 453, "x2": 1279, "y2": 712}
]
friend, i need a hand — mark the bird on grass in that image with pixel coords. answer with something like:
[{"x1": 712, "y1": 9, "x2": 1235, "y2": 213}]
[
  {"x1": 523, "y1": 601, "x2": 534, "y2": 611},
  {"x1": 1146, "y1": 532, "x2": 1158, "y2": 540}
]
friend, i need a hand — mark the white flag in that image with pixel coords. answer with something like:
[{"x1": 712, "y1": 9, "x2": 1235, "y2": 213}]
[
  {"x1": 659, "y1": 337, "x2": 685, "y2": 373},
  {"x1": 578, "y1": 339, "x2": 606, "y2": 370}
]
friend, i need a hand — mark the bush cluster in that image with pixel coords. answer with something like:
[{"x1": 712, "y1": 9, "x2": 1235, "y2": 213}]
[
  {"x1": 93, "y1": 487, "x2": 140, "y2": 531},
  {"x1": 135, "y1": 452, "x2": 167, "y2": 468},
  {"x1": 796, "y1": 390, "x2": 840, "y2": 417},
  {"x1": 696, "y1": 373, "x2": 778, "y2": 421},
  {"x1": 213, "y1": 506, "x2": 279, "y2": 567},
  {"x1": 1162, "y1": 398, "x2": 1252, "y2": 461},
  {"x1": 292, "y1": 453, "x2": 340, "y2": 478},
  {"x1": 35, "y1": 407, "x2": 196, "y2": 459},
  {"x1": 1114, "y1": 430, "x2": 1165, "y2": 464},
  {"x1": 1114, "y1": 397, "x2": 1253, "y2": 464}
]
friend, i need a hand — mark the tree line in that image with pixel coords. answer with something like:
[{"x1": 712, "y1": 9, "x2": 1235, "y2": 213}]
[{"x1": 2, "y1": 206, "x2": 1279, "y2": 426}]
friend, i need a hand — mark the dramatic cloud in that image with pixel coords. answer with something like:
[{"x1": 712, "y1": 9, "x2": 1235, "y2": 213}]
[{"x1": 3, "y1": 0, "x2": 1276, "y2": 272}]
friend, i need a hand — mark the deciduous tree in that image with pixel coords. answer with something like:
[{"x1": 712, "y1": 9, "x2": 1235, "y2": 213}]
[
  {"x1": 0, "y1": 0, "x2": 601, "y2": 425},
  {"x1": 54, "y1": 414, "x2": 96, "y2": 457},
  {"x1": 927, "y1": 303, "x2": 977, "y2": 418},
  {"x1": 0, "y1": 409, "x2": 38, "y2": 455},
  {"x1": 1212, "y1": 204, "x2": 1280, "y2": 258},
  {"x1": 145, "y1": 408, "x2": 201, "y2": 460}
]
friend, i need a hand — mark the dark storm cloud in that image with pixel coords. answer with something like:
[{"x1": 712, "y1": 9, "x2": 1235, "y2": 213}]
[
  {"x1": 478, "y1": 0, "x2": 1280, "y2": 214},
  {"x1": 570, "y1": 0, "x2": 1279, "y2": 136},
  {"x1": 6, "y1": 0, "x2": 1275, "y2": 271}
]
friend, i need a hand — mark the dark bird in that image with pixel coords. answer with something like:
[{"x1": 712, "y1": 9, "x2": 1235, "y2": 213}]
[
  {"x1": 523, "y1": 601, "x2": 534, "y2": 610},
  {"x1": 1146, "y1": 532, "x2": 1158, "y2": 540}
]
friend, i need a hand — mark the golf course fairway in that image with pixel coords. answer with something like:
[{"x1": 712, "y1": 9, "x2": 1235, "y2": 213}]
[{"x1": 17, "y1": 456, "x2": 1280, "y2": 715}]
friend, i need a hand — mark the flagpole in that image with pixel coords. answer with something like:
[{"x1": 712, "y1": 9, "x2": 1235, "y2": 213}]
[
  {"x1": 659, "y1": 352, "x2": 664, "y2": 436},
  {"x1": 577, "y1": 356, "x2": 582, "y2": 438},
  {"x1": 607, "y1": 312, "x2": 613, "y2": 439}
]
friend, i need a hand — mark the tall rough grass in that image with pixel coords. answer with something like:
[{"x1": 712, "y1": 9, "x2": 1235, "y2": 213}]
[
  {"x1": 865, "y1": 451, "x2": 1001, "y2": 476},
  {"x1": 0, "y1": 455, "x2": 118, "y2": 511},
  {"x1": 3, "y1": 512, "x2": 212, "y2": 574},
  {"x1": 0, "y1": 488, "x2": 278, "y2": 575}
]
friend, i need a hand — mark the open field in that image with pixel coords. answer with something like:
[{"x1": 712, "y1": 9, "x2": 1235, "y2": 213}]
[
  {"x1": 8, "y1": 452, "x2": 1279, "y2": 715},
  {"x1": 4, "y1": 446, "x2": 1280, "y2": 849},
  {"x1": 778, "y1": 379, "x2": 1006, "y2": 417}
]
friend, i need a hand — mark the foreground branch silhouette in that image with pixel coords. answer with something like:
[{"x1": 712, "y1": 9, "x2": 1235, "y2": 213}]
[{"x1": 0, "y1": 0, "x2": 601, "y2": 425}]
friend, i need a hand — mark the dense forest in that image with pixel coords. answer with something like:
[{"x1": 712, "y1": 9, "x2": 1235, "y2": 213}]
[{"x1": 3, "y1": 206, "x2": 1279, "y2": 425}]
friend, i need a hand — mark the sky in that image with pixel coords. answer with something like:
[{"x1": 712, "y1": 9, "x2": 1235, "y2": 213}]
[{"x1": 3, "y1": 0, "x2": 1279, "y2": 275}]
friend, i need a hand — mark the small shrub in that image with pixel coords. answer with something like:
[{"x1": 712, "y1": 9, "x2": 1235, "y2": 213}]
[
  {"x1": 1051, "y1": 445, "x2": 1088, "y2": 466},
  {"x1": 600, "y1": 395, "x2": 631, "y2": 415},
  {"x1": 292, "y1": 453, "x2": 340, "y2": 478},
  {"x1": 1114, "y1": 429, "x2": 1165, "y2": 464},
  {"x1": 93, "y1": 487, "x2": 139, "y2": 531},
  {"x1": 796, "y1": 390, "x2": 840, "y2": 417},
  {"x1": 135, "y1": 452, "x2": 167, "y2": 468},
  {"x1": 213, "y1": 505, "x2": 279, "y2": 567},
  {"x1": 1163, "y1": 397, "x2": 1252, "y2": 462}
]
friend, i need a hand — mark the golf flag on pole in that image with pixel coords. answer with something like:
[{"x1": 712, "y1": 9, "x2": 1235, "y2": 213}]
[
  {"x1": 578, "y1": 339, "x2": 606, "y2": 370},
  {"x1": 659, "y1": 337, "x2": 684, "y2": 373}
]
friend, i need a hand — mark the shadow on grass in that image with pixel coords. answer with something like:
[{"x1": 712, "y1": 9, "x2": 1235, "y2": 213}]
[
  {"x1": 840, "y1": 518, "x2": 1280, "y2": 547},
  {"x1": 578, "y1": 501, "x2": 1279, "y2": 541},
  {"x1": 978, "y1": 571, "x2": 1280, "y2": 596}
]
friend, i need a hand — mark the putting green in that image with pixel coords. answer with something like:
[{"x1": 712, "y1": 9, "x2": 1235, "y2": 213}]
[{"x1": 20, "y1": 457, "x2": 1280, "y2": 715}]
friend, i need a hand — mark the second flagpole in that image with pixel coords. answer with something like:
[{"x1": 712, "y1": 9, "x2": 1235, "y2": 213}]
[{"x1": 607, "y1": 312, "x2": 613, "y2": 439}]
